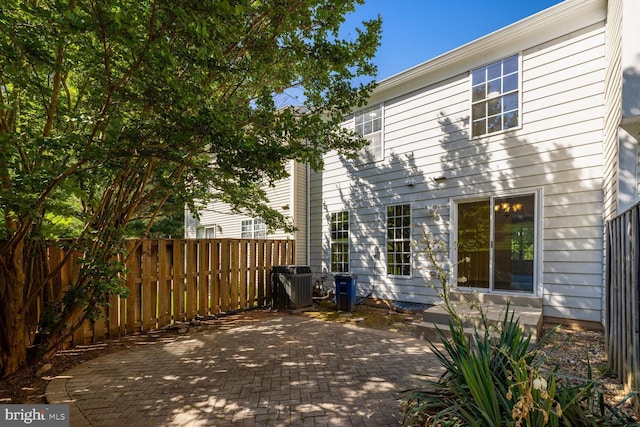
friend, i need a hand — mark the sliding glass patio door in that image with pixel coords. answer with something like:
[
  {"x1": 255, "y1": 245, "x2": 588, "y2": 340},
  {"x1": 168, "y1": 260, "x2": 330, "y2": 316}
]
[{"x1": 457, "y1": 194, "x2": 535, "y2": 293}]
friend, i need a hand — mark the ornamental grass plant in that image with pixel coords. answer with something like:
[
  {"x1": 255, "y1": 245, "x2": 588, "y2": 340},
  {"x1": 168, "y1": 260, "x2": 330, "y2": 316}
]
[{"x1": 401, "y1": 227, "x2": 638, "y2": 426}]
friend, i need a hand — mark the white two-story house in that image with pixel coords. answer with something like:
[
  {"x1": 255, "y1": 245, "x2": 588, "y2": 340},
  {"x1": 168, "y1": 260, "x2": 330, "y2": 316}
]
[
  {"x1": 185, "y1": 159, "x2": 309, "y2": 265},
  {"x1": 188, "y1": 0, "x2": 640, "y2": 324},
  {"x1": 310, "y1": 0, "x2": 640, "y2": 323}
]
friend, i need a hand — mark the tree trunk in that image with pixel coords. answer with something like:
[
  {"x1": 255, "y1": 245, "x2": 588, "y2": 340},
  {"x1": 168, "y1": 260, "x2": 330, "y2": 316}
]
[{"x1": 0, "y1": 239, "x2": 29, "y2": 378}]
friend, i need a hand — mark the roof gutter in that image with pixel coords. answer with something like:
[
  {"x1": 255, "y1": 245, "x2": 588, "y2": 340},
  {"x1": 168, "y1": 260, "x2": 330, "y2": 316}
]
[{"x1": 367, "y1": 0, "x2": 607, "y2": 105}]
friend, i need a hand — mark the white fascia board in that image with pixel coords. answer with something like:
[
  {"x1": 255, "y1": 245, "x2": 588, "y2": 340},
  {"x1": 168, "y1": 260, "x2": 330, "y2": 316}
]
[{"x1": 367, "y1": 0, "x2": 606, "y2": 106}]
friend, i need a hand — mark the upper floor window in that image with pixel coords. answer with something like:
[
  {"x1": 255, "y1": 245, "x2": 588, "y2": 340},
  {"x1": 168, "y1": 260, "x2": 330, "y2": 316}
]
[
  {"x1": 241, "y1": 218, "x2": 266, "y2": 239},
  {"x1": 330, "y1": 211, "x2": 349, "y2": 273},
  {"x1": 354, "y1": 104, "x2": 383, "y2": 162},
  {"x1": 471, "y1": 55, "x2": 520, "y2": 137}
]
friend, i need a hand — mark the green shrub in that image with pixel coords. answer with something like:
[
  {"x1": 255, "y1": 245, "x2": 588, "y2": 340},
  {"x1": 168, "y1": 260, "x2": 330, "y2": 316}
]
[
  {"x1": 400, "y1": 306, "x2": 639, "y2": 426},
  {"x1": 402, "y1": 227, "x2": 639, "y2": 426}
]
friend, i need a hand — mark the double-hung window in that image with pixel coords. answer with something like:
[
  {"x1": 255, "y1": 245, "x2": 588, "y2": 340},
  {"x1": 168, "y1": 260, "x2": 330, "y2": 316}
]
[
  {"x1": 330, "y1": 211, "x2": 349, "y2": 273},
  {"x1": 471, "y1": 55, "x2": 520, "y2": 137},
  {"x1": 241, "y1": 219, "x2": 266, "y2": 239},
  {"x1": 354, "y1": 104, "x2": 383, "y2": 162},
  {"x1": 196, "y1": 225, "x2": 216, "y2": 238},
  {"x1": 387, "y1": 204, "x2": 411, "y2": 276}
]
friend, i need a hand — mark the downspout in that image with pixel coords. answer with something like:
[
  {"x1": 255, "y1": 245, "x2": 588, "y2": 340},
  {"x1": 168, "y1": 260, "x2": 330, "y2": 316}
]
[
  {"x1": 289, "y1": 160, "x2": 297, "y2": 263},
  {"x1": 307, "y1": 162, "x2": 311, "y2": 267}
]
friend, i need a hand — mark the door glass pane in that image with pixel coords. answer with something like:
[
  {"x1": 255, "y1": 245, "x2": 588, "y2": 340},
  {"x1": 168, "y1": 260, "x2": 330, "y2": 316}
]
[
  {"x1": 493, "y1": 195, "x2": 535, "y2": 292},
  {"x1": 457, "y1": 201, "x2": 491, "y2": 289}
]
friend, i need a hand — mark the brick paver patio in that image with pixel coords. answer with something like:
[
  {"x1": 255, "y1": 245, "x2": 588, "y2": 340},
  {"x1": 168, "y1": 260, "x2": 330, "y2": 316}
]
[{"x1": 46, "y1": 311, "x2": 443, "y2": 426}]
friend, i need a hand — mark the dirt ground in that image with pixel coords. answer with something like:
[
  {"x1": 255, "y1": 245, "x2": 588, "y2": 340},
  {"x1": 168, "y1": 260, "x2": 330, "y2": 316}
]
[{"x1": 0, "y1": 300, "x2": 636, "y2": 421}]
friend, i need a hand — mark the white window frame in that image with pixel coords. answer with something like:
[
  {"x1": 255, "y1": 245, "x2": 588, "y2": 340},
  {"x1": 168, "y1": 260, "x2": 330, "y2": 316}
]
[
  {"x1": 354, "y1": 104, "x2": 384, "y2": 163},
  {"x1": 470, "y1": 54, "x2": 522, "y2": 138},
  {"x1": 196, "y1": 225, "x2": 217, "y2": 238},
  {"x1": 330, "y1": 210, "x2": 350, "y2": 273},
  {"x1": 241, "y1": 218, "x2": 266, "y2": 239},
  {"x1": 451, "y1": 190, "x2": 542, "y2": 296},
  {"x1": 386, "y1": 203, "x2": 412, "y2": 277}
]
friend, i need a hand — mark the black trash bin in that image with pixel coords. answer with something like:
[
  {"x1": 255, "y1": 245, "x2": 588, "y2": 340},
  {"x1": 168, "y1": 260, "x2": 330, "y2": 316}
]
[
  {"x1": 271, "y1": 265, "x2": 313, "y2": 309},
  {"x1": 334, "y1": 274, "x2": 357, "y2": 312}
]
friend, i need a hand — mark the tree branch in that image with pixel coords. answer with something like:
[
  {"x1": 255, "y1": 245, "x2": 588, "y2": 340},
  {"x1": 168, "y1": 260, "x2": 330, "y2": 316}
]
[{"x1": 43, "y1": 43, "x2": 64, "y2": 138}]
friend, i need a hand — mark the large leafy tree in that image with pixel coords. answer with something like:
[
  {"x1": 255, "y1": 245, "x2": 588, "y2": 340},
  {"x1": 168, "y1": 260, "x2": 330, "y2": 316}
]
[{"x1": 0, "y1": 0, "x2": 380, "y2": 377}]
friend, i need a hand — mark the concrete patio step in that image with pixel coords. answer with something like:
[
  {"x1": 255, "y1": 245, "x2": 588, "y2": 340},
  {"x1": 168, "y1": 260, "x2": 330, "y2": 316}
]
[{"x1": 414, "y1": 292, "x2": 543, "y2": 343}]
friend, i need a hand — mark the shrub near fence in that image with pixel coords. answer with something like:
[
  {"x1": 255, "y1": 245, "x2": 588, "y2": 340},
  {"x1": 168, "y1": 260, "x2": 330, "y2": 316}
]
[
  {"x1": 606, "y1": 203, "x2": 640, "y2": 397},
  {"x1": 45, "y1": 238, "x2": 295, "y2": 347}
]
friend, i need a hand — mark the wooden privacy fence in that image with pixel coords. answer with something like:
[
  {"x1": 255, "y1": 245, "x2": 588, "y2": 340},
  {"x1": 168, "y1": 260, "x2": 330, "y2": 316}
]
[
  {"x1": 606, "y1": 202, "x2": 640, "y2": 395},
  {"x1": 47, "y1": 238, "x2": 295, "y2": 346}
]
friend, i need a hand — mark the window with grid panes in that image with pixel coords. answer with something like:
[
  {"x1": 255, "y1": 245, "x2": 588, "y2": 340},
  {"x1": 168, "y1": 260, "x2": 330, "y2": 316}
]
[
  {"x1": 241, "y1": 219, "x2": 266, "y2": 239},
  {"x1": 354, "y1": 104, "x2": 383, "y2": 162},
  {"x1": 387, "y1": 204, "x2": 411, "y2": 276},
  {"x1": 330, "y1": 211, "x2": 349, "y2": 273},
  {"x1": 471, "y1": 55, "x2": 519, "y2": 137}
]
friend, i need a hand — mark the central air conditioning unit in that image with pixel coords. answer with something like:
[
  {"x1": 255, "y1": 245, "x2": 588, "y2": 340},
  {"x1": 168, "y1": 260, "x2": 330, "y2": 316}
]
[{"x1": 271, "y1": 265, "x2": 313, "y2": 309}]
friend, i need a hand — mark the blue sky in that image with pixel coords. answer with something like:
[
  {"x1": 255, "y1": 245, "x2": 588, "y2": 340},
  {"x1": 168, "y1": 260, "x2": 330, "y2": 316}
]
[{"x1": 343, "y1": 0, "x2": 563, "y2": 81}]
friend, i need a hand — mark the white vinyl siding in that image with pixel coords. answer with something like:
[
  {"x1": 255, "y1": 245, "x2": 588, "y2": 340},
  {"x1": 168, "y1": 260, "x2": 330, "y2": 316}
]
[
  {"x1": 523, "y1": 24, "x2": 605, "y2": 322},
  {"x1": 310, "y1": 16, "x2": 606, "y2": 321},
  {"x1": 605, "y1": 0, "x2": 640, "y2": 215},
  {"x1": 308, "y1": 168, "x2": 324, "y2": 277},
  {"x1": 292, "y1": 162, "x2": 308, "y2": 265},
  {"x1": 185, "y1": 160, "x2": 307, "y2": 263}
]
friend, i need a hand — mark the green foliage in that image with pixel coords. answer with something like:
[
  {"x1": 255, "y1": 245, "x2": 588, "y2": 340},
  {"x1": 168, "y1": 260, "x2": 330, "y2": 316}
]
[
  {"x1": 125, "y1": 195, "x2": 184, "y2": 238},
  {"x1": 1, "y1": 0, "x2": 381, "y2": 236},
  {"x1": 402, "y1": 310, "x2": 639, "y2": 426},
  {"x1": 0, "y1": 0, "x2": 381, "y2": 376},
  {"x1": 402, "y1": 230, "x2": 639, "y2": 426}
]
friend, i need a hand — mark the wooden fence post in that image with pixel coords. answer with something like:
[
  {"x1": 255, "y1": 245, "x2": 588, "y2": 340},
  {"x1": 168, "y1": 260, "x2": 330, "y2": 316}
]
[
  {"x1": 142, "y1": 239, "x2": 158, "y2": 331},
  {"x1": 185, "y1": 240, "x2": 198, "y2": 320},
  {"x1": 240, "y1": 239, "x2": 248, "y2": 309},
  {"x1": 198, "y1": 239, "x2": 210, "y2": 316},
  {"x1": 220, "y1": 240, "x2": 230, "y2": 312},
  {"x1": 230, "y1": 240, "x2": 240, "y2": 310},
  {"x1": 210, "y1": 240, "x2": 220, "y2": 314},
  {"x1": 125, "y1": 240, "x2": 142, "y2": 334},
  {"x1": 248, "y1": 240, "x2": 257, "y2": 307},
  {"x1": 257, "y1": 240, "x2": 266, "y2": 306},
  {"x1": 265, "y1": 240, "x2": 274, "y2": 304},
  {"x1": 173, "y1": 239, "x2": 186, "y2": 322},
  {"x1": 158, "y1": 240, "x2": 173, "y2": 328}
]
